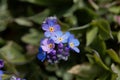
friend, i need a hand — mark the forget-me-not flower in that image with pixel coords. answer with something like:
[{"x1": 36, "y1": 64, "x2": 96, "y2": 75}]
[
  {"x1": 41, "y1": 38, "x2": 55, "y2": 53},
  {"x1": 68, "y1": 35, "x2": 80, "y2": 53},
  {"x1": 42, "y1": 16, "x2": 61, "y2": 37},
  {"x1": 38, "y1": 16, "x2": 80, "y2": 63},
  {"x1": 51, "y1": 31, "x2": 70, "y2": 44}
]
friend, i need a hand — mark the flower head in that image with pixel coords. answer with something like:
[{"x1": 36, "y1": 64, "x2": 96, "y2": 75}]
[
  {"x1": 42, "y1": 16, "x2": 61, "y2": 37},
  {"x1": 38, "y1": 16, "x2": 80, "y2": 64},
  {"x1": 68, "y1": 35, "x2": 80, "y2": 53},
  {"x1": 41, "y1": 38, "x2": 55, "y2": 53},
  {"x1": 51, "y1": 31, "x2": 70, "y2": 44}
]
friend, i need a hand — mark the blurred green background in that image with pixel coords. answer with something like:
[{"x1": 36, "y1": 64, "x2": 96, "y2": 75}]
[{"x1": 0, "y1": 0, "x2": 120, "y2": 80}]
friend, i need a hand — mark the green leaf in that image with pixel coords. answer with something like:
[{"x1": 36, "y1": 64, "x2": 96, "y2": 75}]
[
  {"x1": 0, "y1": 41, "x2": 27, "y2": 64},
  {"x1": 63, "y1": 73, "x2": 73, "y2": 80},
  {"x1": 93, "y1": 51, "x2": 110, "y2": 70},
  {"x1": 0, "y1": 0, "x2": 12, "y2": 32},
  {"x1": 86, "y1": 27, "x2": 98, "y2": 46},
  {"x1": 67, "y1": 63, "x2": 101, "y2": 79},
  {"x1": 86, "y1": 54, "x2": 94, "y2": 64},
  {"x1": 0, "y1": 26, "x2": 6, "y2": 32},
  {"x1": 46, "y1": 64, "x2": 57, "y2": 71},
  {"x1": 118, "y1": 31, "x2": 120, "y2": 43},
  {"x1": 92, "y1": 19, "x2": 113, "y2": 40},
  {"x1": 19, "y1": 0, "x2": 72, "y2": 6},
  {"x1": 2, "y1": 74, "x2": 11, "y2": 80},
  {"x1": 28, "y1": 9, "x2": 50, "y2": 24},
  {"x1": 64, "y1": 15, "x2": 77, "y2": 26},
  {"x1": 14, "y1": 17, "x2": 33, "y2": 26},
  {"x1": 74, "y1": 8, "x2": 98, "y2": 26},
  {"x1": 109, "y1": 6, "x2": 120, "y2": 14},
  {"x1": 90, "y1": 35, "x2": 106, "y2": 55},
  {"x1": 111, "y1": 73, "x2": 118, "y2": 80},
  {"x1": 106, "y1": 49, "x2": 120, "y2": 64},
  {"x1": 21, "y1": 28, "x2": 44, "y2": 46},
  {"x1": 48, "y1": 76, "x2": 57, "y2": 80},
  {"x1": 0, "y1": 38, "x2": 5, "y2": 45},
  {"x1": 64, "y1": 0, "x2": 85, "y2": 17},
  {"x1": 58, "y1": 20, "x2": 70, "y2": 32}
]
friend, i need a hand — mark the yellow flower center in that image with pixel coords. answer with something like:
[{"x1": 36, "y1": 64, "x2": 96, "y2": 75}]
[
  {"x1": 70, "y1": 43, "x2": 74, "y2": 48},
  {"x1": 49, "y1": 44, "x2": 53, "y2": 48},
  {"x1": 49, "y1": 27, "x2": 54, "y2": 32},
  {"x1": 58, "y1": 37, "x2": 63, "y2": 42}
]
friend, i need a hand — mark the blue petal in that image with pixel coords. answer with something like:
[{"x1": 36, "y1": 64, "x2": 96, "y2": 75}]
[
  {"x1": 48, "y1": 39, "x2": 54, "y2": 44},
  {"x1": 54, "y1": 24, "x2": 61, "y2": 31},
  {"x1": 62, "y1": 32, "x2": 70, "y2": 39},
  {"x1": 0, "y1": 70, "x2": 3, "y2": 75},
  {"x1": 42, "y1": 24, "x2": 49, "y2": 31},
  {"x1": 44, "y1": 32, "x2": 51, "y2": 37},
  {"x1": 69, "y1": 34, "x2": 74, "y2": 40},
  {"x1": 62, "y1": 39, "x2": 68, "y2": 43},
  {"x1": 54, "y1": 31, "x2": 63, "y2": 37},
  {"x1": 38, "y1": 47, "x2": 43, "y2": 53},
  {"x1": 37, "y1": 52, "x2": 46, "y2": 62},
  {"x1": 47, "y1": 16, "x2": 57, "y2": 25},
  {"x1": 72, "y1": 47, "x2": 80, "y2": 53},
  {"x1": 62, "y1": 32, "x2": 70, "y2": 43},
  {"x1": 49, "y1": 21, "x2": 54, "y2": 26},
  {"x1": 51, "y1": 36, "x2": 57, "y2": 42},
  {"x1": 72, "y1": 39, "x2": 80, "y2": 46},
  {"x1": 37, "y1": 48, "x2": 46, "y2": 62}
]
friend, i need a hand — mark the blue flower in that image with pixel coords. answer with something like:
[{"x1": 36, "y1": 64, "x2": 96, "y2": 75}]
[
  {"x1": 39, "y1": 16, "x2": 81, "y2": 63},
  {"x1": 41, "y1": 38, "x2": 55, "y2": 53},
  {"x1": 68, "y1": 35, "x2": 80, "y2": 53},
  {"x1": 51, "y1": 31, "x2": 70, "y2": 44},
  {"x1": 0, "y1": 70, "x2": 3, "y2": 80},
  {"x1": 42, "y1": 16, "x2": 61, "y2": 37},
  {"x1": 37, "y1": 47, "x2": 46, "y2": 62}
]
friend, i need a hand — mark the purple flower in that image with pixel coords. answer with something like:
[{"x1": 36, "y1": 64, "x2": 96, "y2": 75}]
[
  {"x1": 41, "y1": 38, "x2": 55, "y2": 53},
  {"x1": 37, "y1": 47, "x2": 46, "y2": 62},
  {"x1": 42, "y1": 16, "x2": 61, "y2": 37},
  {"x1": 46, "y1": 50, "x2": 58, "y2": 63},
  {"x1": 0, "y1": 60, "x2": 4, "y2": 69},
  {"x1": 57, "y1": 46, "x2": 70, "y2": 61},
  {"x1": 58, "y1": 43, "x2": 64, "y2": 49},
  {"x1": 51, "y1": 31, "x2": 70, "y2": 44},
  {"x1": 68, "y1": 35, "x2": 80, "y2": 53}
]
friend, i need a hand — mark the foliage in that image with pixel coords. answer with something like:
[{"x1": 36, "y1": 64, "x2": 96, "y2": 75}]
[{"x1": 0, "y1": 0, "x2": 120, "y2": 80}]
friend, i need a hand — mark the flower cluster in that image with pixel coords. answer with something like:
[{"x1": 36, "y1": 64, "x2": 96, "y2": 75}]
[{"x1": 37, "y1": 16, "x2": 80, "y2": 63}]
